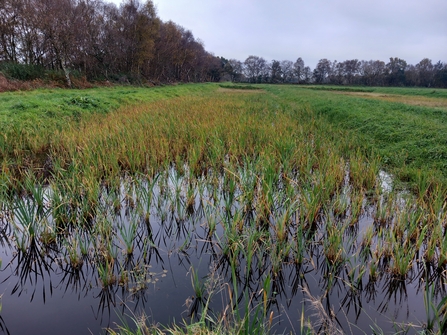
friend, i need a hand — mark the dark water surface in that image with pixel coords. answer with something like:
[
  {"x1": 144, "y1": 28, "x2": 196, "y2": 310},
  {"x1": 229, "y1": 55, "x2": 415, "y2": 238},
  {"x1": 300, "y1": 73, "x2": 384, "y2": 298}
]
[{"x1": 0, "y1": 170, "x2": 444, "y2": 334}]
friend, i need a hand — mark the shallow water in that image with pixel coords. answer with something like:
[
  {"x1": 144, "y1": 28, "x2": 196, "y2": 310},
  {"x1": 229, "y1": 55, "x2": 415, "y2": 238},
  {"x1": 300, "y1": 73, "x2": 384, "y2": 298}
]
[{"x1": 0, "y1": 169, "x2": 445, "y2": 334}]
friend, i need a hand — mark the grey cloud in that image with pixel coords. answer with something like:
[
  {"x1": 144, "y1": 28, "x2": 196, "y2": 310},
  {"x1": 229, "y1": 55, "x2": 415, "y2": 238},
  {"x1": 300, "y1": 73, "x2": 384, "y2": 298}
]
[{"x1": 110, "y1": 0, "x2": 446, "y2": 68}]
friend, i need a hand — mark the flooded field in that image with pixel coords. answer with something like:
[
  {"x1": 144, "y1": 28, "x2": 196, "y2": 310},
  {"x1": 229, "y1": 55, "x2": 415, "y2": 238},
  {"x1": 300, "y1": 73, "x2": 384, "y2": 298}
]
[
  {"x1": 1, "y1": 84, "x2": 447, "y2": 334},
  {"x1": 0, "y1": 165, "x2": 446, "y2": 335}
]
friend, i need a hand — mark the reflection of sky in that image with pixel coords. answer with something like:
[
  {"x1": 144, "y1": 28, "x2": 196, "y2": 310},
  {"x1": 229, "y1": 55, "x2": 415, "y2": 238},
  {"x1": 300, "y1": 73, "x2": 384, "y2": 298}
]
[
  {"x1": 0, "y1": 249, "x2": 430, "y2": 335},
  {"x1": 107, "y1": 0, "x2": 447, "y2": 68},
  {"x1": 0, "y1": 169, "x2": 443, "y2": 334}
]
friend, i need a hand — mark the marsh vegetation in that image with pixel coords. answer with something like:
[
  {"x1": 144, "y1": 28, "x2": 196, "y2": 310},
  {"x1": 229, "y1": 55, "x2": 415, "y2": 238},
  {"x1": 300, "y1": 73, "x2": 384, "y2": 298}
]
[{"x1": 1, "y1": 84, "x2": 447, "y2": 334}]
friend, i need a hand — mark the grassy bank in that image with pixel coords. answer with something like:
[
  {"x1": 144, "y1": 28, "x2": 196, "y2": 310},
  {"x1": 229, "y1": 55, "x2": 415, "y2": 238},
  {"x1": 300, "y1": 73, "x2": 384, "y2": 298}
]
[
  {"x1": 0, "y1": 83, "x2": 216, "y2": 179},
  {"x1": 302, "y1": 85, "x2": 447, "y2": 98},
  {"x1": 265, "y1": 84, "x2": 447, "y2": 190}
]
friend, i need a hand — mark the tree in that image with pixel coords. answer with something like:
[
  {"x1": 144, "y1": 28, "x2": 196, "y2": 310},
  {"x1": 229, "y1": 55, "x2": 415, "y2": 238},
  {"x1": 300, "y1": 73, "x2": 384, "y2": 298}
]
[
  {"x1": 330, "y1": 61, "x2": 344, "y2": 85},
  {"x1": 415, "y1": 58, "x2": 434, "y2": 87},
  {"x1": 302, "y1": 66, "x2": 312, "y2": 83},
  {"x1": 405, "y1": 64, "x2": 418, "y2": 86},
  {"x1": 36, "y1": 0, "x2": 80, "y2": 85},
  {"x1": 270, "y1": 59, "x2": 282, "y2": 83},
  {"x1": 280, "y1": 60, "x2": 294, "y2": 83},
  {"x1": 343, "y1": 59, "x2": 360, "y2": 85},
  {"x1": 359, "y1": 60, "x2": 386, "y2": 86},
  {"x1": 293, "y1": 57, "x2": 305, "y2": 83},
  {"x1": 152, "y1": 20, "x2": 182, "y2": 82},
  {"x1": 433, "y1": 61, "x2": 447, "y2": 88},
  {"x1": 225, "y1": 58, "x2": 243, "y2": 82},
  {"x1": 313, "y1": 58, "x2": 332, "y2": 84},
  {"x1": 0, "y1": 0, "x2": 20, "y2": 63},
  {"x1": 112, "y1": 0, "x2": 159, "y2": 78},
  {"x1": 203, "y1": 53, "x2": 222, "y2": 82},
  {"x1": 152, "y1": 21, "x2": 212, "y2": 82},
  {"x1": 386, "y1": 57, "x2": 407, "y2": 86},
  {"x1": 243, "y1": 55, "x2": 267, "y2": 83}
]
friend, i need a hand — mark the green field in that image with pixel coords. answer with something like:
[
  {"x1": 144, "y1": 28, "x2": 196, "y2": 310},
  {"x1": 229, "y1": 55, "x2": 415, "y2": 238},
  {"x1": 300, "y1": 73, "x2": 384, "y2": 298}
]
[{"x1": 1, "y1": 84, "x2": 447, "y2": 334}]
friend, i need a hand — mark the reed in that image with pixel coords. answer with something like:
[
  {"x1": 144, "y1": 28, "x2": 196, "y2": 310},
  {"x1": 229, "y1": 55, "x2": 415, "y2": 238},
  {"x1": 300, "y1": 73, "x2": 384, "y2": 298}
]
[
  {"x1": 117, "y1": 218, "x2": 138, "y2": 256},
  {"x1": 97, "y1": 258, "x2": 116, "y2": 287},
  {"x1": 64, "y1": 235, "x2": 84, "y2": 269},
  {"x1": 322, "y1": 217, "x2": 346, "y2": 267},
  {"x1": 3, "y1": 83, "x2": 447, "y2": 334}
]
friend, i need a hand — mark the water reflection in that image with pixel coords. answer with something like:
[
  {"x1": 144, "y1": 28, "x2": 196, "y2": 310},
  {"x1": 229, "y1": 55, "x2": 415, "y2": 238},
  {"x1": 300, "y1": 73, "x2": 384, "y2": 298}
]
[{"x1": 0, "y1": 168, "x2": 446, "y2": 334}]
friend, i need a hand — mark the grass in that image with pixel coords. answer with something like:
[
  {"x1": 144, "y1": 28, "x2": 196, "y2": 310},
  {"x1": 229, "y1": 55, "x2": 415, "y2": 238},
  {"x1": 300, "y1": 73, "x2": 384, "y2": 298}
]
[
  {"x1": 218, "y1": 83, "x2": 263, "y2": 90},
  {"x1": 303, "y1": 85, "x2": 447, "y2": 99},
  {"x1": 0, "y1": 84, "x2": 216, "y2": 176},
  {"x1": 1, "y1": 83, "x2": 447, "y2": 334},
  {"x1": 264, "y1": 84, "x2": 447, "y2": 188}
]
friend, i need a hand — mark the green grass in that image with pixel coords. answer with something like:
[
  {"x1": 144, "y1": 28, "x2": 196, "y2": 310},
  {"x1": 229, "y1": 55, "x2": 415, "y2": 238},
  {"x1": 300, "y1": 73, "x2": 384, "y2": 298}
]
[
  {"x1": 218, "y1": 83, "x2": 263, "y2": 90},
  {"x1": 303, "y1": 85, "x2": 447, "y2": 98},
  {"x1": 263, "y1": 84, "x2": 447, "y2": 188},
  {"x1": 0, "y1": 83, "x2": 216, "y2": 175},
  {"x1": 4, "y1": 83, "x2": 447, "y2": 190},
  {"x1": 0, "y1": 83, "x2": 215, "y2": 127}
]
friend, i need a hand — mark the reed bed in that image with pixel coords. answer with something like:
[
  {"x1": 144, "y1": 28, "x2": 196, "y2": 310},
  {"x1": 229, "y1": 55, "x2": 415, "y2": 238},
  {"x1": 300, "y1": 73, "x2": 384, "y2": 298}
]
[{"x1": 0, "y1": 84, "x2": 446, "y2": 334}]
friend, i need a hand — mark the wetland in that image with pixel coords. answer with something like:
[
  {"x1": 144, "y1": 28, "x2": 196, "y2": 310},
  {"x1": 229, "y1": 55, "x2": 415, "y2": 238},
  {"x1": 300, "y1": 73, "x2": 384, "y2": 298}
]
[{"x1": 1, "y1": 84, "x2": 447, "y2": 334}]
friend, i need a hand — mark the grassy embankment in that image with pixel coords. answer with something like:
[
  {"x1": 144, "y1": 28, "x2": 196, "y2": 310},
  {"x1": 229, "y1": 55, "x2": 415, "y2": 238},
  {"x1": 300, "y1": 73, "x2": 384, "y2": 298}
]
[
  {"x1": 0, "y1": 83, "x2": 215, "y2": 179},
  {"x1": 1, "y1": 83, "x2": 447, "y2": 334},
  {"x1": 267, "y1": 84, "x2": 447, "y2": 189}
]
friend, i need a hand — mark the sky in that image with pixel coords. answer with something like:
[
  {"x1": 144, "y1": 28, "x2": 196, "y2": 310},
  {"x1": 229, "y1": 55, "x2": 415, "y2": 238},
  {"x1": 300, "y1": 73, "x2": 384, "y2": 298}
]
[{"x1": 108, "y1": 0, "x2": 447, "y2": 69}]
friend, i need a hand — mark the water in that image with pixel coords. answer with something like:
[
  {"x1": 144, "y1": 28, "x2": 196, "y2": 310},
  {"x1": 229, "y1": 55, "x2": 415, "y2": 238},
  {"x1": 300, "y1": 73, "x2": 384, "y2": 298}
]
[{"x1": 0, "y1": 169, "x2": 444, "y2": 334}]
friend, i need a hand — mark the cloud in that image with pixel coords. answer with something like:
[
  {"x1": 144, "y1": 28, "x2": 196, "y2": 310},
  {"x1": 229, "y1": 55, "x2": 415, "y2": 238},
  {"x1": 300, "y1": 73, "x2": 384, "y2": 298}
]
[{"x1": 110, "y1": 0, "x2": 447, "y2": 68}]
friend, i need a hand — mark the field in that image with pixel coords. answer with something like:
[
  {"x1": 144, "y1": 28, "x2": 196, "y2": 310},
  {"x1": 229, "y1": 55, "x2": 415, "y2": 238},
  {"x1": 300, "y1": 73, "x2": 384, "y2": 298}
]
[{"x1": 0, "y1": 83, "x2": 447, "y2": 334}]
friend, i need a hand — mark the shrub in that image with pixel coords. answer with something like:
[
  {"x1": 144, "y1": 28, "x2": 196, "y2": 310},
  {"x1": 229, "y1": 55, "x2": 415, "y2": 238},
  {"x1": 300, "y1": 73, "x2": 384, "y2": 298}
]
[{"x1": 0, "y1": 62, "x2": 45, "y2": 81}]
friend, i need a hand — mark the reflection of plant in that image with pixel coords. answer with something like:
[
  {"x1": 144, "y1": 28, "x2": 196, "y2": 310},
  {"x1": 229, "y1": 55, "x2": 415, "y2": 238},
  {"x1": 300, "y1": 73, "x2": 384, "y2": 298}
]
[
  {"x1": 301, "y1": 286, "x2": 343, "y2": 335},
  {"x1": 11, "y1": 176, "x2": 51, "y2": 251},
  {"x1": 189, "y1": 266, "x2": 207, "y2": 318},
  {"x1": 0, "y1": 294, "x2": 9, "y2": 335},
  {"x1": 424, "y1": 271, "x2": 447, "y2": 334},
  {"x1": 64, "y1": 235, "x2": 84, "y2": 269},
  {"x1": 184, "y1": 263, "x2": 274, "y2": 335}
]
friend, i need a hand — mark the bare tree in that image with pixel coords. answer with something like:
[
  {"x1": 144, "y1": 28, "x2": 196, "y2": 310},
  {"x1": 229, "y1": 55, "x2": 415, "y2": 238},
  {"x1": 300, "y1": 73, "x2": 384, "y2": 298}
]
[
  {"x1": 0, "y1": 0, "x2": 19, "y2": 62},
  {"x1": 313, "y1": 58, "x2": 332, "y2": 84},
  {"x1": 293, "y1": 57, "x2": 305, "y2": 83},
  {"x1": 302, "y1": 66, "x2": 312, "y2": 84},
  {"x1": 359, "y1": 60, "x2": 386, "y2": 86},
  {"x1": 433, "y1": 61, "x2": 447, "y2": 88},
  {"x1": 329, "y1": 60, "x2": 343, "y2": 84},
  {"x1": 270, "y1": 60, "x2": 282, "y2": 83},
  {"x1": 343, "y1": 59, "x2": 360, "y2": 85},
  {"x1": 281, "y1": 60, "x2": 294, "y2": 83},
  {"x1": 244, "y1": 55, "x2": 267, "y2": 83},
  {"x1": 226, "y1": 58, "x2": 243, "y2": 82}
]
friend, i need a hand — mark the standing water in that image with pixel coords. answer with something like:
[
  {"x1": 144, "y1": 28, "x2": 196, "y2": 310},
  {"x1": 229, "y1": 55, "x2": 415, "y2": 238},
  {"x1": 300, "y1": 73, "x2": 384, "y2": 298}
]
[{"x1": 0, "y1": 167, "x2": 445, "y2": 334}]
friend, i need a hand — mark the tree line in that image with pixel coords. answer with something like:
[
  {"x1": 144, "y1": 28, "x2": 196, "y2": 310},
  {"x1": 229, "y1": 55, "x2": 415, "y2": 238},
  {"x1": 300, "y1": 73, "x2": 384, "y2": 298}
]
[
  {"x1": 1, "y1": 0, "x2": 446, "y2": 88},
  {"x1": 222, "y1": 56, "x2": 447, "y2": 88},
  {"x1": 0, "y1": 0, "x2": 222, "y2": 85}
]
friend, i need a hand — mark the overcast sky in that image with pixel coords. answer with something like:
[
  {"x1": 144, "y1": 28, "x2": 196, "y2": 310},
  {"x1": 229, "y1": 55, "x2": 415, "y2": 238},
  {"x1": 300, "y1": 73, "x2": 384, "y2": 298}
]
[{"x1": 109, "y1": 0, "x2": 447, "y2": 69}]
